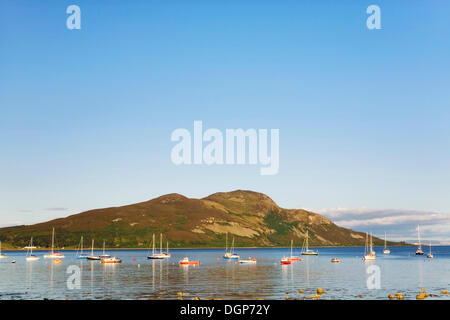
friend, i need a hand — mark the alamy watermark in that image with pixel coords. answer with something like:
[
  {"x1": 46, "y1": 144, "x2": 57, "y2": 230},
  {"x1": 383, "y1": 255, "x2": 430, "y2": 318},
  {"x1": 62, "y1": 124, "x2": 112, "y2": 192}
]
[
  {"x1": 66, "y1": 265, "x2": 81, "y2": 290},
  {"x1": 66, "y1": 5, "x2": 81, "y2": 30},
  {"x1": 366, "y1": 264, "x2": 381, "y2": 289},
  {"x1": 366, "y1": 5, "x2": 381, "y2": 30},
  {"x1": 170, "y1": 121, "x2": 279, "y2": 175}
]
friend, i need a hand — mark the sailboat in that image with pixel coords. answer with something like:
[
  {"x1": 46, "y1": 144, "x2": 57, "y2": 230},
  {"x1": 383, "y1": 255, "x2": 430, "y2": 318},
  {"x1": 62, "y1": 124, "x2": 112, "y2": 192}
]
[
  {"x1": 301, "y1": 231, "x2": 318, "y2": 256},
  {"x1": 0, "y1": 241, "x2": 7, "y2": 259},
  {"x1": 86, "y1": 239, "x2": 101, "y2": 260},
  {"x1": 363, "y1": 232, "x2": 376, "y2": 261},
  {"x1": 287, "y1": 240, "x2": 303, "y2": 261},
  {"x1": 280, "y1": 257, "x2": 292, "y2": 264},
  {"x1": 223, "y1": 233, "x2": 239, "y2": 259},
  {"x1": 415, "y1": 225, "x2": 424, "y2": 255},
  {"x1": 76, "y1": 236, "x2": 88, "y2": 259},
  {"x1": 239, "y1": 257, "x2": 257, "y2": 264},
  {"x1": 101, "y1": 256, "x2": 122, "y2": 264},
  {"x1": 43, "y1": 228, "x2": 65, "y2": 259},
  {"x1": 26, "y1": 237, "x2": 40, "y2": 261},
  {"x1": 147, "y1": 233, "x2": 170, "y2": 259},
  {"x1": 383, "y1": 232, "x2": 391, "y2": 254},
  {"x1": 99, "y1": 240, "x2": 111, "y2": 259},
  {"x1": 427, "y1": 241, "x2": 433, "y2": 259}
]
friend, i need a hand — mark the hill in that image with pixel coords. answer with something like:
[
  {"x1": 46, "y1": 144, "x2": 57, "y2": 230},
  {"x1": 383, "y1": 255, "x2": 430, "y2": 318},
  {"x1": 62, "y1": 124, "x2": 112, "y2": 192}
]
[{"x1": 0, "y1": 190, "x2": 390, "y2": 249}]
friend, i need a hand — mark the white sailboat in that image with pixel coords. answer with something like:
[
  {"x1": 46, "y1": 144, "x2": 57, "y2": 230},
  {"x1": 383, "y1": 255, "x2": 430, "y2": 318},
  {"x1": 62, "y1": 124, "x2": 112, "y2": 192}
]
[
  {"x1": 301, "y1": 230, "x2": 318, "y2": 256},
  {"x1": 223, "y1": 233, "x2": 239, "y2": 259},
  {"x1": 77, "y1": 236, "x2": 88, "y2": 259},
  {"x1": 26, "y1": 237, "x2": 40, "y2": 261},
  {"x1": 363, "y1": 232, "x2": 376, "y2": 261},
  {"x1": 147, "y1": 233, "x2": 170, "y2": 259},
  {"x1": 427, "y1": 241, "x2": 433, "y2": 259},
  {"x1": 43, "y1": 228, "x2": 65, "y2": 259},
  {"x1": 287, "y1": 239, "x2": 303, "y2": 261},
  {"x1": 87, "y1": 239, "x2": 101, "y2": 260},
  {"x1": 99, "y1": 240, "x2": 111, "y2": 259},
  {"x1": 415, "y1": 225, "x2": 424, "y2": 255},
  {"x1": 383, "y1": 232, "x2": 391, "y2": 254}
]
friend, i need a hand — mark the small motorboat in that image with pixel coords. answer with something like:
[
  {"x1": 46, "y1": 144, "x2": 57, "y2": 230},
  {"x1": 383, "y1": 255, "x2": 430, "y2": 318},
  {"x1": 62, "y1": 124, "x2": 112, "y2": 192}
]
[
  {"x1": 280, "y1": 257, "x2": 292, "y2": 265},
  {"x1": 26, "y1": 237, "x2": 40, "y2": 261},
  {"x1": 99, "y1": 241, "x2": 111, "y2": 259},
  {"x1": 10, "y1": 260, "x2": 16, "y2": 264},
  {"x1": 26, "y1": 255, "x2": 40, "y2": 262},
  {"x1": 415, "y1": 225, "x2": 424, "y2": 255},
  {"x1": 287, "y1": 240, "x2": 303, "y2": 261},
  {"x1": 179, "y1": 257, "x2": 200, "y2": 265},
  {"x1": 43, "y1": 228, "x2": 65, "y2": 259},
  {"x1": 301, "y1": 231, "x2": 318, "y2": 256},
  {"x1": 363, "y1": 233, "x2": 376, "y2": 261},
  {"x1": 383, "y1": 232, "x2": 391, "y2": 254},
  {"x1": 287, "y1": 256, "x2": 303, "y2": 261},
  {"x1": 331, "y1": 258, "x2": 340, "y2": 263},
  {"x1": 147, "y1": 234, "x2": 171, "y2": 259},
  {"x1": 86, "y1": 239, "x2": 100, "y2": 260},
  {"x1": 239, "y1": 258, "x2": 257, "y2": 264},
  {"x1": 101, "y1": 257, "x2": 122, "y2": 264},
  {"x1": 427, "y1": 241, "x2": 433, "y2": 259},
  {"x1": 223, "y1": 234, "x2": 240, "y2": 259},
  {"x1": 76, "y1": 236, "x2": 88, "y2": 259},
  {"x1": 223, "y1": 252, "x2": 240, "y2": 259},
  {"x1": 44, "y1": 252, "x2": 65, "y2": 259},
  {"x1": 53, "y1": 259, "x2": 63, "y2": 264}
]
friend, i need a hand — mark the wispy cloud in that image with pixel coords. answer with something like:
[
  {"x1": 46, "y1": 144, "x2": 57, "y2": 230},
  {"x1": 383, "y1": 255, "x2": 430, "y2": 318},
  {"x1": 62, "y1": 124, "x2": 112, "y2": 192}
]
[
  {"x1": 311, "y1": 207, "x2": 450, "y2": 243},
  {"x1": 45, "y1": 207, "x2": 69, "y2": 211}
]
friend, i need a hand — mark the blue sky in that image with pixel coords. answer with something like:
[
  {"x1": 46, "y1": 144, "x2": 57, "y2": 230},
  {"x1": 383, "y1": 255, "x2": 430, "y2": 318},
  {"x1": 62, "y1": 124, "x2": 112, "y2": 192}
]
[{"x1": 1, "y1": 1, "x2": 449, "y2": 241}]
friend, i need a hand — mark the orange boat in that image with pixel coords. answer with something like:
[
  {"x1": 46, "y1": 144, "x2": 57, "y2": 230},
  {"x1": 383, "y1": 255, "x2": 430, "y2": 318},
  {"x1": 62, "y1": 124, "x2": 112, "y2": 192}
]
[
  {"x1": 53, "y1": 258, "x2": 63, "y2": 264},
  {"x1": 287, "y1": 257, "x2": 303, "y2": 261},
  {"x1": 101, "y1": 257, "x2": 122, "y2": 264},
  {"x1": 179, "y1": 257, "x2": 200, "y2": 265},
  {"x1": 280, "y1": 257, "x2": 291, "y2": 265}
]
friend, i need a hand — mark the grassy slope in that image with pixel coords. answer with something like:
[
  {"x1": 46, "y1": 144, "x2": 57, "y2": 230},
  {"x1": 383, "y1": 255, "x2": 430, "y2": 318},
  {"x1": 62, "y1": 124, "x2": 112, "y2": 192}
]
[{"x1": 0, "y1": 190, "x2": 399, "y2": 249}]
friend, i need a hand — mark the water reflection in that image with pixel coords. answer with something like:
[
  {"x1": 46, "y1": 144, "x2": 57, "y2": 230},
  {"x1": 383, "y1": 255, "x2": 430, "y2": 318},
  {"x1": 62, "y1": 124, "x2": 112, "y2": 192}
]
[{"x1": 1, "y1": 247, "x2": 450, "y2": 300}]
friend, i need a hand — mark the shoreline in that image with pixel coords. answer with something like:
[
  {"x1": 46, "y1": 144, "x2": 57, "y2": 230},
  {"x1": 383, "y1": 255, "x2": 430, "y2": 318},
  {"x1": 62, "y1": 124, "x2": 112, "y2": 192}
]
[{"x1": 2, "y1": 244, "x2": 419, "y2": 252}]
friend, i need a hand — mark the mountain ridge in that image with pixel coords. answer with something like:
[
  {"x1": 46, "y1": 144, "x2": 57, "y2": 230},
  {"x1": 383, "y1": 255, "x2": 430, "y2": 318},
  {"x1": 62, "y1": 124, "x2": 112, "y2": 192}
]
[{"x1": 0, "y1": 190, "x2": 394, "y2": 248}]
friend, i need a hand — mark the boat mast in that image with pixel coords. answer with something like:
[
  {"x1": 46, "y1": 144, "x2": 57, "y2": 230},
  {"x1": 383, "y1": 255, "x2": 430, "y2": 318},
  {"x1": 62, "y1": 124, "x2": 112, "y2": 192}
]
[
  {"x1": 225, "y1": 232, "x2": 228, "y2": 254},
  {"x1": 364, "y1": 233, "x2": 368, "y2": 255},
  {"x1": 91, "y1": 239, "x2": 94, "y2": 255},
  {"x1": 80, "y1": 236, "x2": 84, "y2": 254},
  {"x1": 417, "y1": 225, "x2": 422, "y2": 249},
  {"x1": 306, "y1": 231, "x2": 309, "y2": 251},
  {"x1": 51, "y1": 227, "x2": 55, "y2": 254},
  {"x1": 152, "y1": 234, "x2": 155, "y2": 255},
  {"x1": 290, "y1": 239, "x2": 293, "y2": 258},
  {"x1": 30, "y1": 237, "x2": 33, "y2": 255},
  {"x1": 103, "y1": 240, "x2": 105, "y2": 255},
  {"x1": 160, "y1": 233, "x2": 162, "y2": 254},
  {"x1": 231, "y1": 237, "x2": 235, "y2": 254},
  {"x1": 384, "y1": 232, "x2": 387, "y2": 249}
]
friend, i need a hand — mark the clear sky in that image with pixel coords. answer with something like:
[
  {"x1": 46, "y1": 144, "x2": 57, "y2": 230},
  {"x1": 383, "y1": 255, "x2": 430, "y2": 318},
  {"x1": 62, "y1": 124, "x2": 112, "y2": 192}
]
[{"x1": 1, "y1": 1, "x2": 449, "y2": 241}]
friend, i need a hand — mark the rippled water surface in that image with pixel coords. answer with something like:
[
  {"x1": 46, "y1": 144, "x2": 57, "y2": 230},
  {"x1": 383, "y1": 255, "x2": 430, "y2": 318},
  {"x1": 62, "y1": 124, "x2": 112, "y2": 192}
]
[{"x1": 1, "y1": 246, "x2": 449, "y2": 300}]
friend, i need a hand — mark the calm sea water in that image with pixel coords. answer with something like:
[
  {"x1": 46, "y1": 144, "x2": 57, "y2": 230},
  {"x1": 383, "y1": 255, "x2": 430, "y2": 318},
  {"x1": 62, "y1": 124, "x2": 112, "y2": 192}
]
[{"x1": 0, "y1": 246, "x2": 449, "y2": 300}]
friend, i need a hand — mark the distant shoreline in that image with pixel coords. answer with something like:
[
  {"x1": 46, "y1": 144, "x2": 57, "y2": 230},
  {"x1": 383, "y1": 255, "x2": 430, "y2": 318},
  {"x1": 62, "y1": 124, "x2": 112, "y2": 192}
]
[{"x1": 2, "y1": 244, "x2": 420, "y2": 252}]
